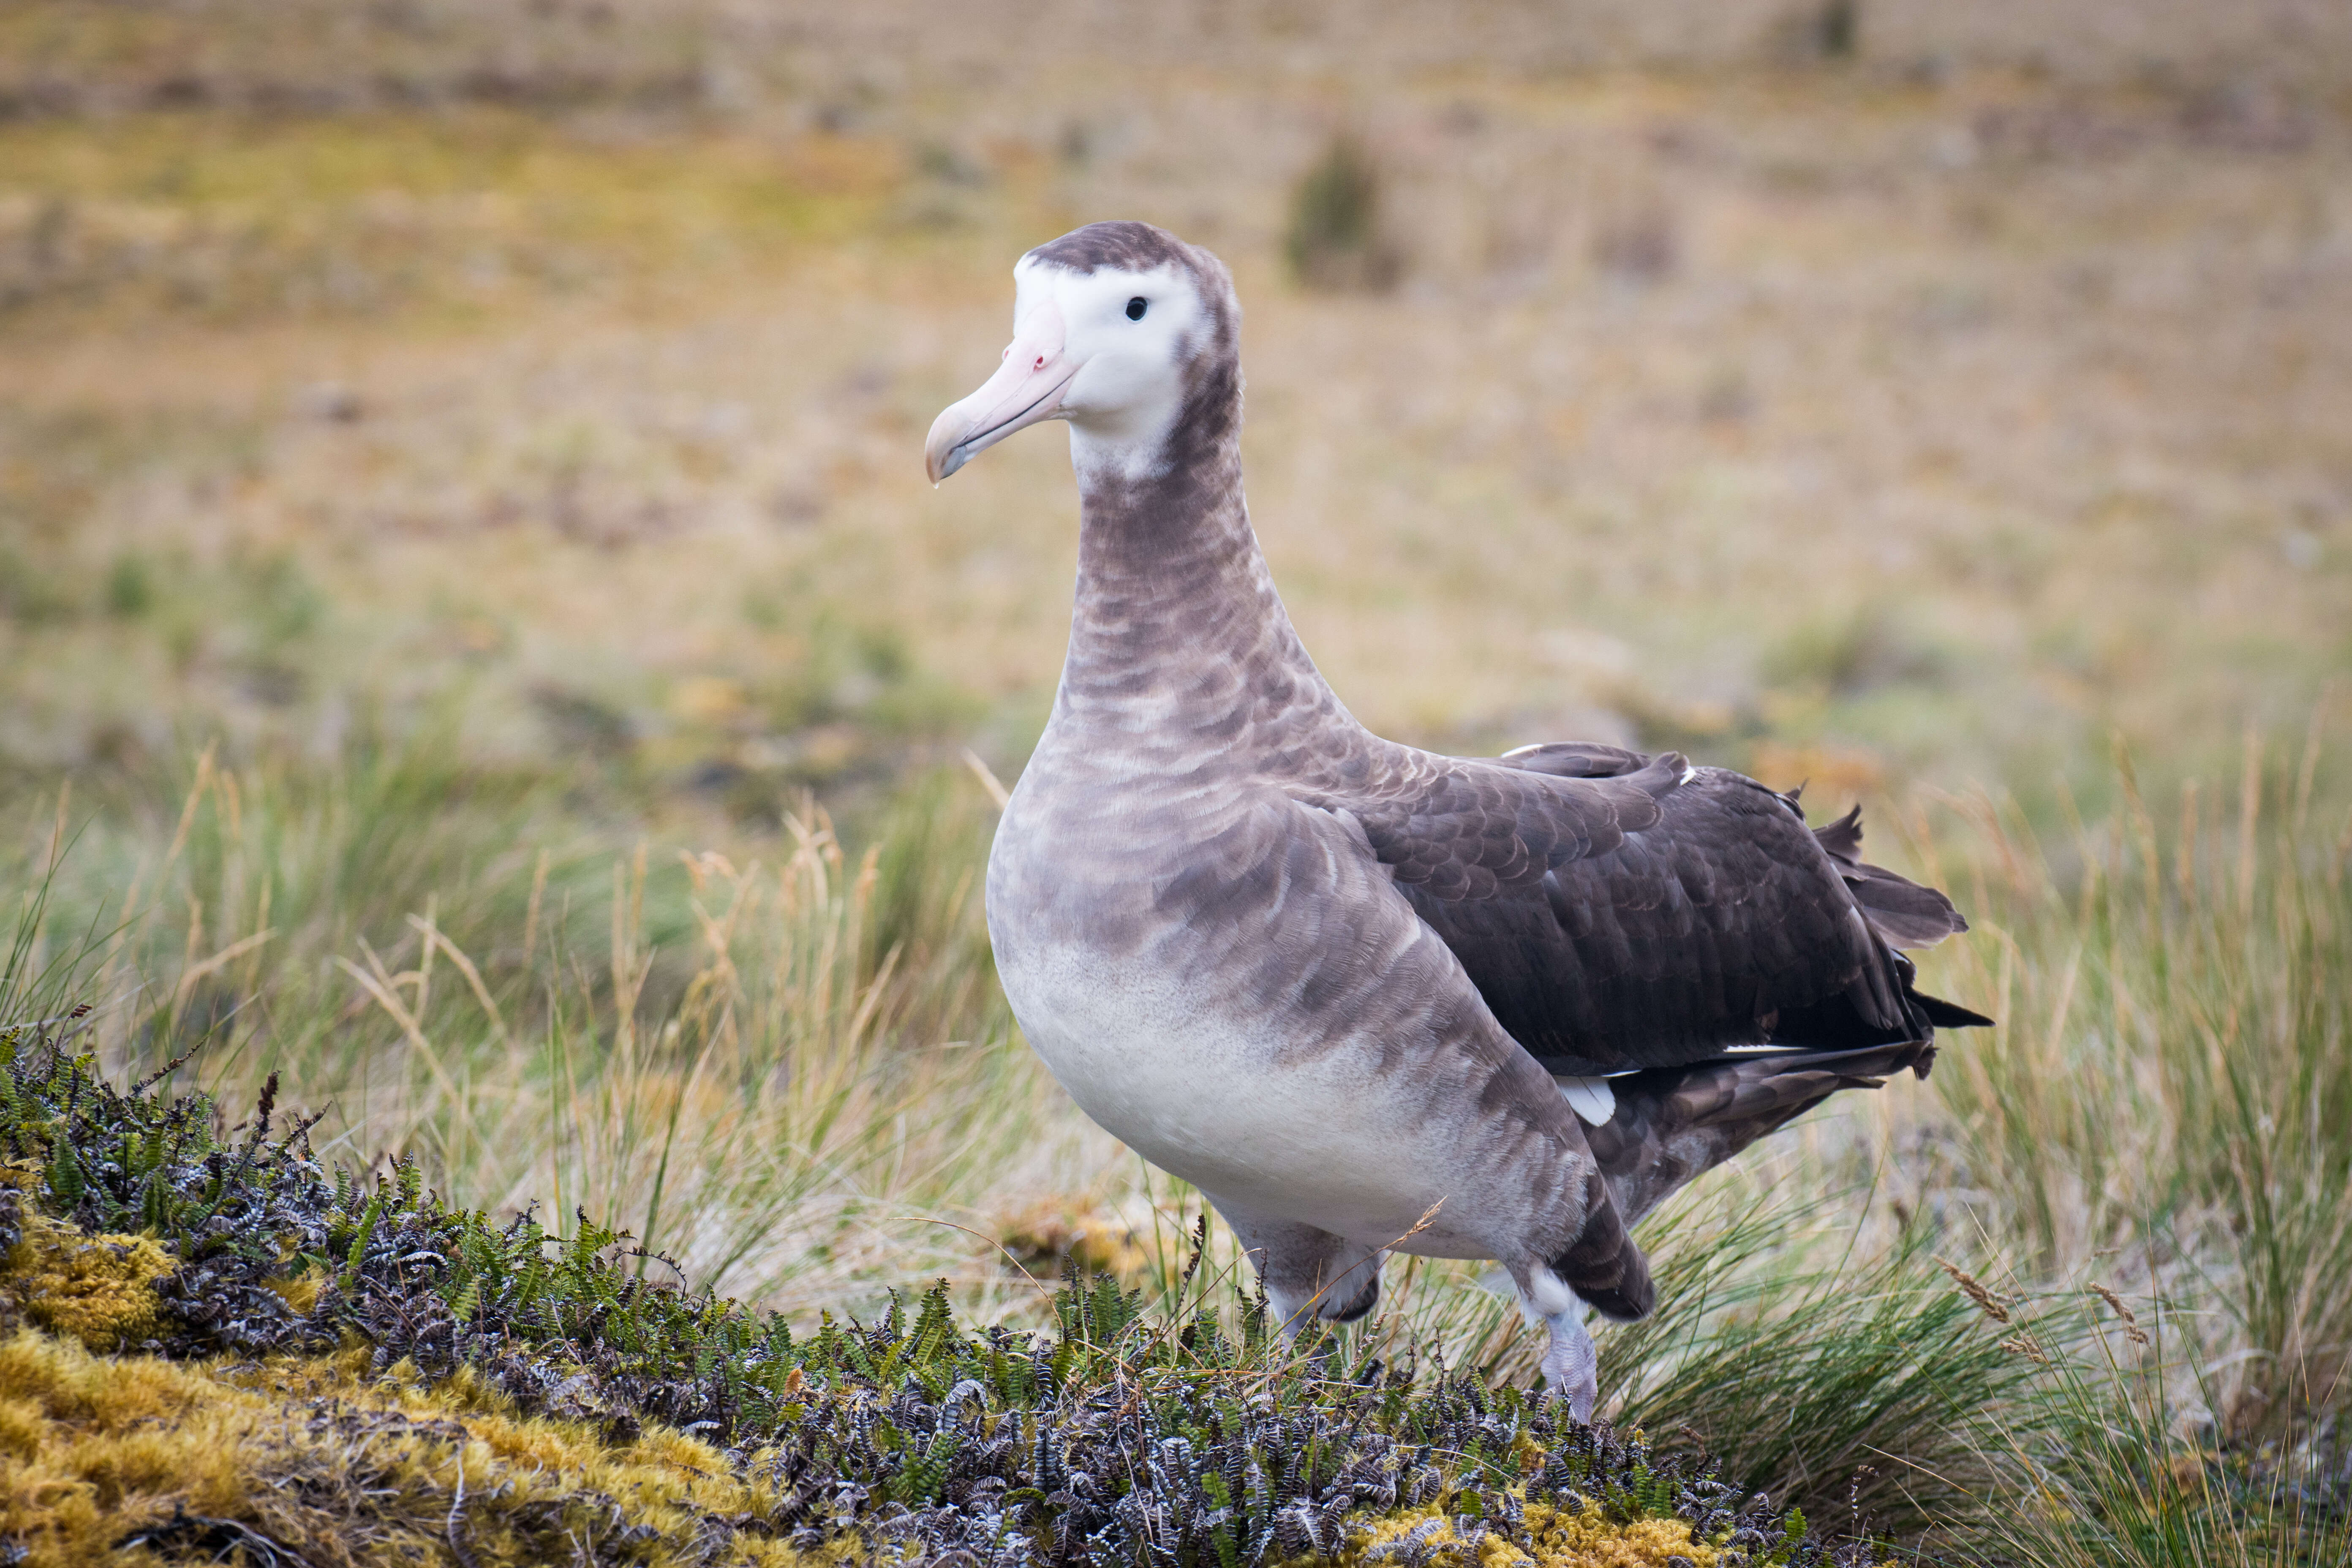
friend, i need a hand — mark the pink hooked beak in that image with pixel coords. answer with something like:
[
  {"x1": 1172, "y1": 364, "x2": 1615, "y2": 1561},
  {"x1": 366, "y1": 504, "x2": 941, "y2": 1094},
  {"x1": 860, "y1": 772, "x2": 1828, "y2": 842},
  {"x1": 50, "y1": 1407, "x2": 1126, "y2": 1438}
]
[{"x1": 925, "y1": 301, "x2": 1077, "y2": 483}]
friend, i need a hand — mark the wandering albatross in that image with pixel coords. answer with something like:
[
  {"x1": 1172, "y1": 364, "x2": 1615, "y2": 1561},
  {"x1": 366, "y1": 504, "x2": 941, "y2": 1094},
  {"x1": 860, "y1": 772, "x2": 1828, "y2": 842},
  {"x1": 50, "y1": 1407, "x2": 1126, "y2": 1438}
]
[{"x1": 924, "y1": 220, "x2": 1990, "y2": 1418}]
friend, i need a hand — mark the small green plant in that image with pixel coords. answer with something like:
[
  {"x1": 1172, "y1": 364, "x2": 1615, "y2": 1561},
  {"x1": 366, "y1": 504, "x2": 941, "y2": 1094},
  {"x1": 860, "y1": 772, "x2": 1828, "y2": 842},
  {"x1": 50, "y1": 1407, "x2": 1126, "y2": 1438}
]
[
  {"x1": 1759, "y1": 606, "x2": 1946, "y2": 698},
  {"x1": 1285, "y1": 135, "x2": 1400, "y2": 293}
]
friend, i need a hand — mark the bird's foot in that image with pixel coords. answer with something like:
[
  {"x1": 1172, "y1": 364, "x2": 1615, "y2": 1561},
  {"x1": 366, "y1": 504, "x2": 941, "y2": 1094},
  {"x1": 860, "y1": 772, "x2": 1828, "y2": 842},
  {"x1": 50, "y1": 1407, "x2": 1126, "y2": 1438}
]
[{"x1": 1538, "y1": 1307, "x2": 1598, "y2": 1423}]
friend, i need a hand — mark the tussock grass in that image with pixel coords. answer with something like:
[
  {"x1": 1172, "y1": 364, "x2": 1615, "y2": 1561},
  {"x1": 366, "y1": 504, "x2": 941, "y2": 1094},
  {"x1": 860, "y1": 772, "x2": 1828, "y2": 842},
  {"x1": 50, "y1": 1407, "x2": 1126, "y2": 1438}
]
[
  {"x1": 1922, "y1": 727, "x2": 2352, "y2": 1432},
  {"x1": 1595, "y1": 1192, "x2": 2035, "y2": 1537},
  {"x1": 1880, "y1": 730, "x2": 2352, "y2": 1564},
  {"x1": 12, "y1": 744, "x2": 1054, "y2": 1316},
  {"x1": 1962, "y1": 1292, "x2": 2351, "y2": 1568}
]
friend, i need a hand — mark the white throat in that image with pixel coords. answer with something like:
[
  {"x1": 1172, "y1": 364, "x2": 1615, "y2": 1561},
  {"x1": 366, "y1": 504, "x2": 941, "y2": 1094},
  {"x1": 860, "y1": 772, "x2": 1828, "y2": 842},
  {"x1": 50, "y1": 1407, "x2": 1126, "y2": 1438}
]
[{"x1": 1066, "y1": 417, "x2": 1180, "y2": 487}]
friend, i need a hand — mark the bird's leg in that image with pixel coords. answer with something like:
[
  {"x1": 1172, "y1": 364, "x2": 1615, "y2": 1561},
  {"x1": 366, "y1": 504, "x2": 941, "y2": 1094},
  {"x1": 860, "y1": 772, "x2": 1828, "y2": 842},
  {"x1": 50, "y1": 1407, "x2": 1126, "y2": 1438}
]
[
  {"x1": 1207, "y1": 1195, "x2": 1383, "y2": 1361},
  {"x1": 1258, "y1": 1275, "x2": 1345, "y2": 1379},
  {"x1": 1538, "y1": 1306, "x2": 1599, "y2": 1423},
  {"x1": 1266, "y1": 1269, "x2": 1372, "y2": 1371},
  {"x1": 1518, "y1": 1266, "x2": 1598, "y2": 1421}
]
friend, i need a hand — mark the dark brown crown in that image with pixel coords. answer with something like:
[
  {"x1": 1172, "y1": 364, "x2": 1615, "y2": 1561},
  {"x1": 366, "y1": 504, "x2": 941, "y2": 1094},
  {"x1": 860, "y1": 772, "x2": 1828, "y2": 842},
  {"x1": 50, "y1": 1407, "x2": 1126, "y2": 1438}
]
[{"x1": 1026, "y1": 220, "x2": 1199, "y2": 275}]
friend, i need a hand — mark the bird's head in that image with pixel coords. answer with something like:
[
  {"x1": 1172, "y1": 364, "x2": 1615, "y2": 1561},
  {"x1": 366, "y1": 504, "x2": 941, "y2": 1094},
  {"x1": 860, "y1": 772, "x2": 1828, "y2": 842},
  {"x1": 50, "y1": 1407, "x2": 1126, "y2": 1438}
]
[{"x1": 925, "y1": 221, "x2": 1239, "y2": 486}]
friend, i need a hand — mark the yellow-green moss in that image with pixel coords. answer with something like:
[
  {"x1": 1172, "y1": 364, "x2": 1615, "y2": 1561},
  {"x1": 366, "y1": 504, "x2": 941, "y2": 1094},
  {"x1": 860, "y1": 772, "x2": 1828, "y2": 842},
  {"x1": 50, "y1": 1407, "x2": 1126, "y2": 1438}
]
[
  {"x1": 0, "y1": 1211, "x2": 174, "y2": 1353},
  {"x1": 261, "y1": 1269, "x2": 325, "y2": 1315},
  {"x1": 0, "y1": 1329, "x2": 854, "y2": 1568},
  {"x1": 1328, "y1": 1501, "x2": 1719, "y2": 1568}
]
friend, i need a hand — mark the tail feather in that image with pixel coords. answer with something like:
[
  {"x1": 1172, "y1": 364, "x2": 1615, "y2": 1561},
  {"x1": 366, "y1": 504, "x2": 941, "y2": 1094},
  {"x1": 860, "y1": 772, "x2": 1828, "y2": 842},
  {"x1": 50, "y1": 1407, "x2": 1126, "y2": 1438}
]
[
  {"x1": 1579, "y1": 1041, "x2": 1936, "y2": 1227},
  {"x1": 1768, "y1": 917, "x2": 1994, "y2": 1051},
  {"x1": 1916, "y1": 991, "x2": 1995, "y2": 1029},
  {"x1": 1547, "y1": 797, "x2": 1988, "y2": 1237}
]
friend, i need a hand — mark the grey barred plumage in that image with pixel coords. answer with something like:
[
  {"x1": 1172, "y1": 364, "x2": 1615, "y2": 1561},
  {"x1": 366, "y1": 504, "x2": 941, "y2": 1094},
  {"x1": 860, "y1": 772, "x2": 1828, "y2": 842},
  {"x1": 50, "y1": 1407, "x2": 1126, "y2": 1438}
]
[{"x1": 924, "y1": 220, "x2": 1990, "y2": 1420}]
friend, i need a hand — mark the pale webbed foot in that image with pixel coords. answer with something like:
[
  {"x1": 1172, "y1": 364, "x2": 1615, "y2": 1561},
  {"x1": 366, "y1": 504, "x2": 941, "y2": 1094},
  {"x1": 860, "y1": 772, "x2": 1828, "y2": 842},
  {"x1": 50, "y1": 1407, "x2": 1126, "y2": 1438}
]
[{"x1": 1538, "y1": 1304, "x2": 1599, "y2": 1423}]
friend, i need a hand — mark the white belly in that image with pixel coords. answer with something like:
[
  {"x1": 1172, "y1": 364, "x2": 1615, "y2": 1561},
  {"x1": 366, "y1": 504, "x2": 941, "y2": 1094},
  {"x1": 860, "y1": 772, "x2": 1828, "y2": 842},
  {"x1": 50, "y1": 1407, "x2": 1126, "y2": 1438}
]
[{"x1": 998, "y1": 941, "x2": 1488, "y2": 1255}]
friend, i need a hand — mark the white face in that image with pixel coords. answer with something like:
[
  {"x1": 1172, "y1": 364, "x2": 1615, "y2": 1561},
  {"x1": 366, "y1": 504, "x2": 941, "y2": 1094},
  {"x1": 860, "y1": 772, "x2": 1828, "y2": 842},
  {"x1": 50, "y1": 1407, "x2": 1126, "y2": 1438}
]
[
  {"x1": 1014, "y1": 257, "x2": 1203, "y2": 447},
  {"x1": 925, "y1": 256, "x2": 1211, "y2": 484}
]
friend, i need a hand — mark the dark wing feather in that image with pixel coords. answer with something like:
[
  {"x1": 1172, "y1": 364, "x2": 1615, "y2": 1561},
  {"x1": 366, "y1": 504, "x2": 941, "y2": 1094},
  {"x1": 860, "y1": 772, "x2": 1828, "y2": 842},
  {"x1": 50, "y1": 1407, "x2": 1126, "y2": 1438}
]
[
  {"x1": 1296, "y1": 743, "x2": 1984, "y2": 1075},
  {"x1": 1811, "y1": 805, "x2": 1971, "y2": 948}
]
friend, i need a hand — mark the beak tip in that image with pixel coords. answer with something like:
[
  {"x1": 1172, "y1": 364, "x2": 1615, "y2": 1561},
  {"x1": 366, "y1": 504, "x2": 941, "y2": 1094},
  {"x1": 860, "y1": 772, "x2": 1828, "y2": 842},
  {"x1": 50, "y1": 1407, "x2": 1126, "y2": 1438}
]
[{"x1": 924, "y1": 407, "x2": 969, "y2": 485}]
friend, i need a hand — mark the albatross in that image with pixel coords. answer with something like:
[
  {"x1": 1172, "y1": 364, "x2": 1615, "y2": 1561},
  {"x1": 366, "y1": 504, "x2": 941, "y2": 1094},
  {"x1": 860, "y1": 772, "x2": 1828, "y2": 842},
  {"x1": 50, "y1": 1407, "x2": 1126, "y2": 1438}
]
[{"x1": 925, "y1": 220, "x2": 1990, "y2": 1418}]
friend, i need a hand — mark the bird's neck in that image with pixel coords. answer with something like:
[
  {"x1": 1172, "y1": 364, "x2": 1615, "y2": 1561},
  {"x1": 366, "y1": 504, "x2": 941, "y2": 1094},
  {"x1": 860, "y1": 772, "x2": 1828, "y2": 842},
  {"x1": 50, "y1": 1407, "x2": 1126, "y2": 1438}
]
[{"x1": 1055, "y1": 419, "x2": 1342, "y2": 746}]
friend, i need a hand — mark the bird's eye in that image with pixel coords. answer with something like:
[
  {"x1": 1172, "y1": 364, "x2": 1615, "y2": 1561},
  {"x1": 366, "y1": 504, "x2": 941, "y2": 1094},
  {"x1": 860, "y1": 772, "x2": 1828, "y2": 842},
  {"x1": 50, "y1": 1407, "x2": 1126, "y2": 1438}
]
[{"x1": 1125, "y1": 297, "x2": 1148, "y2": 321}]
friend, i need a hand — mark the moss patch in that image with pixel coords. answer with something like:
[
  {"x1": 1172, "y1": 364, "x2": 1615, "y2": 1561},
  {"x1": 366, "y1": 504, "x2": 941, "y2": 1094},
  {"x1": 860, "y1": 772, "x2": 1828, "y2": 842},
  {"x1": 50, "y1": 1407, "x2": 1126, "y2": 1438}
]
[
  {"x1": 0, "y1": 1177, "x2": 174, "y2": 1351},
  {"x1": 1342, "y1": 1502, "x2": 1724, "y2": 1568},
  {"x1": 0, "y1": 1329, "x2": 837, "y2": 1568}
]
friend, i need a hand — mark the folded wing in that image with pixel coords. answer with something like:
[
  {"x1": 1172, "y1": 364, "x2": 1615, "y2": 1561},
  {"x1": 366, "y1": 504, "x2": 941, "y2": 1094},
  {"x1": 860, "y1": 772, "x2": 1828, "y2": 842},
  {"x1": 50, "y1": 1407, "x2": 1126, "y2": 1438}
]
[{"x1": 1294, "y1": 740, "x2": 1987, "y2": 1076}]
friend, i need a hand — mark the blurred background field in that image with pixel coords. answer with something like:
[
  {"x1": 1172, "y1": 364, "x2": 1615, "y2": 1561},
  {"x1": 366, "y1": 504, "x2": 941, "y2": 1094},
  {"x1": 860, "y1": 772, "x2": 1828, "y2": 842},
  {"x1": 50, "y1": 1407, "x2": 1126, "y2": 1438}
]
[{"x1": 3, "y1": 2, "x2": 2349, "y2": 1560}]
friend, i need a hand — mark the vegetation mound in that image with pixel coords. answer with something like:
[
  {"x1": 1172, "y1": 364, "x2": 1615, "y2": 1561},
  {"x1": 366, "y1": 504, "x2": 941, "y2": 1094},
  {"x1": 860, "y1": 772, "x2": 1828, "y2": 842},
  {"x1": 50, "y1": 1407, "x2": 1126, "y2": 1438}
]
[{"x1": 0, "y1": 1015, "x2": 1833, "y2": 1567}]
